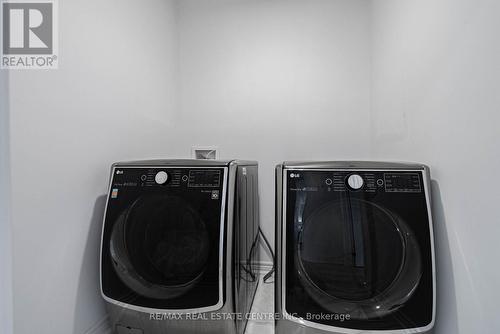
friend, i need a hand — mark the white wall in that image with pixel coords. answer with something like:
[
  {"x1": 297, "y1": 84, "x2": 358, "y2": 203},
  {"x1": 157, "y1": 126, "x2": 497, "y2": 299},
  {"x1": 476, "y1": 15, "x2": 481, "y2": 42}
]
[
  {"x1": 371, "y1": 0, "x2": 500, "y2": 332},
  {"x1": 8, "y1": 0, "x2": 178, "y2": 333},
  {"x1": 0, "y1": 71, "x2": 13, "y2": 334},
  {"x1": 174, "y1": 0, "x2": 372, "y2": 259}
]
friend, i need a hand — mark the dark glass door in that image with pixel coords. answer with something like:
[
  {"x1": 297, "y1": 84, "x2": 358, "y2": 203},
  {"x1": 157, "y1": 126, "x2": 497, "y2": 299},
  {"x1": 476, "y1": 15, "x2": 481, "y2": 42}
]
[
  {"x1": 110, "y1": 194, "x2": 211, "y2": 299},
  {"x1": 284, "y1": 170, "x2": 433, "y2": 330},
  {"x1": 102, "y1": 167, "x2": 226, "y2": 310}
]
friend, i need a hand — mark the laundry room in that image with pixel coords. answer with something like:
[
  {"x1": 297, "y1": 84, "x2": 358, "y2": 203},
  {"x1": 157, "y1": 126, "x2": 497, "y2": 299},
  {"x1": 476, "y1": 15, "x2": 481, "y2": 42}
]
[{"x1": 0, "y1": 0, "x2": 499, "y2": 334}]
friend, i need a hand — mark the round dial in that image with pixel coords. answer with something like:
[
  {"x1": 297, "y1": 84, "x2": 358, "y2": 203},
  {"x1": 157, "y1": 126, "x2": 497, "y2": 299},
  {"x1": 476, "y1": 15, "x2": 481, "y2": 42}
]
[
  {"x1": 155, "y1": 171, "x2": 169, "y2": 185},
  {"x1": 347, "y1": 174, "x2": 364, "y2": 190}
]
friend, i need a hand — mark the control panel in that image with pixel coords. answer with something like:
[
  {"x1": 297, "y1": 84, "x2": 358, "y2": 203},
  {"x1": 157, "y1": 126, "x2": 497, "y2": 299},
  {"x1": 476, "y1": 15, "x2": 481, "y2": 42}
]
[
  {"x1": 111, "y1": 167, "x2": 223, "y2": 189},
  {"x1": 288, "y1": 170, "x2": 422, "y2": 193}
]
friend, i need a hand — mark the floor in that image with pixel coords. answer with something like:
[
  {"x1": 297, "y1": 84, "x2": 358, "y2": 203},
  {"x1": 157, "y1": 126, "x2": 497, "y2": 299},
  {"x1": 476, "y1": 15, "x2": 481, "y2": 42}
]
[{"x1": 245, "y1": 276, "x2": 274, "y2": 334}]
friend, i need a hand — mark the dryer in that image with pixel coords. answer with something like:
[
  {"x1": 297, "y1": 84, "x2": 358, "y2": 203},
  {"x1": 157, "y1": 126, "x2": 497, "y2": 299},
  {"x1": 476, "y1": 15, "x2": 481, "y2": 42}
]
[
  {"x1": 275, "y1": 162, "x2": 435, "y2": 334},
  {"x1": 100, "y1": 160, "x2": 259, "y2": 334}
]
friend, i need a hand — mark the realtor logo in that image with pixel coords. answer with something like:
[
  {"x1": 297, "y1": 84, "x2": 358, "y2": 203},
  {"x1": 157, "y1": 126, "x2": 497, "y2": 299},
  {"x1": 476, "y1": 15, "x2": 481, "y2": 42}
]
[{"x1": 1, "y1": 0, "x2": 58, "y2": 69}]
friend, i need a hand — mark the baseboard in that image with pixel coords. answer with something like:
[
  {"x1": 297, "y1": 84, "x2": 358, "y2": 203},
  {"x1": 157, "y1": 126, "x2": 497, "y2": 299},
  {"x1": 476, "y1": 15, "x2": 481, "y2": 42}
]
[{"x1": 84, "y1": 315, "x2": 112, "y2": 334}]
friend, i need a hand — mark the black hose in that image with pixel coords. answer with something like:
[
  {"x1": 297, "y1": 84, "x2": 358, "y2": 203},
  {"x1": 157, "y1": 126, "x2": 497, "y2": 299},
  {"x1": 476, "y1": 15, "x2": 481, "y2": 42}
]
[{"x1": 258, "y1": 227, "x2": 275, "y2": 283}]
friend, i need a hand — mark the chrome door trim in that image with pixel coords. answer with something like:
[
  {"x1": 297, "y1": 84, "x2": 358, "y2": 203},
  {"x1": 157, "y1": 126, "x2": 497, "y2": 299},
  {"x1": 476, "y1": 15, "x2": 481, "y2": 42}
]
[
  {"x1": 279, "y1": 166, "x2": 436, "y2": 333},
  {"x1": 100, "y1": 165, "x2": 229, "y2": 314}
]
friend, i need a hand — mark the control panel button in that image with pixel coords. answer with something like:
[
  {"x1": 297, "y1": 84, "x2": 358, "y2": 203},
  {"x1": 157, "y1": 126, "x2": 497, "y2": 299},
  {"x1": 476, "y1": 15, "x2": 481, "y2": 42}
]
[
  {"x1": 155, "y1": 171, "x2": 169, "y2": 185},
  {"x1": 347, "y1": 174, "x2": 364, "y2": 190},
  {"x1": 377, "y1": 179, "x2": 384, "y2": 186},
  {"x1": 325, "y1": 178, "x2": 333, "y2": 186}
]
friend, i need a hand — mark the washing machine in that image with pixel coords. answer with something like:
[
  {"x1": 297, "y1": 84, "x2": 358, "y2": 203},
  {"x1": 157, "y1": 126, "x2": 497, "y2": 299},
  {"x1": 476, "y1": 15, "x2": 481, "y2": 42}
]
[
  {"x1": 275, "y1": 162, "x2": 435, "y2": 334},
  {"x1": 100, "y1": 160, "x2": 259, "y2": 334}
]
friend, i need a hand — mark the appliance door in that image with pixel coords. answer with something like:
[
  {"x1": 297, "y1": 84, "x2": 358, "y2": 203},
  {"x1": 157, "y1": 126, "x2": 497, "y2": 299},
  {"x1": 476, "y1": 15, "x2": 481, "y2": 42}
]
[
  {"x1": 284, "y1": 170, "x2": 432, "y2": 330},
  {"x1": 296, "y1": 196, "x2": 421, "y2": 319},
  {"x1": 101, "y1": 167, "x2": 227, "y2": 311}
]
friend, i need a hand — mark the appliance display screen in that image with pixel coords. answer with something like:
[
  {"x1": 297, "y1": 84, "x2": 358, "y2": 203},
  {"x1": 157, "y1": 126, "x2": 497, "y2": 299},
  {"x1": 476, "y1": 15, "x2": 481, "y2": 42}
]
[
  {"x1": 188, "y1": 170, "x2": 221, "y2": 187},
  {"x1": 384, "y1": 173, "x2": 422, "y2": 192}
]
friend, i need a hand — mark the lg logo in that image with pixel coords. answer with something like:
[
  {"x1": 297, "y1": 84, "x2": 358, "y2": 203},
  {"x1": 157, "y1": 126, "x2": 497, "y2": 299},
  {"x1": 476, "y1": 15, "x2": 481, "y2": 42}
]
[{"x1": 1, "y1": 0, "x2": 58, "y2": 69}]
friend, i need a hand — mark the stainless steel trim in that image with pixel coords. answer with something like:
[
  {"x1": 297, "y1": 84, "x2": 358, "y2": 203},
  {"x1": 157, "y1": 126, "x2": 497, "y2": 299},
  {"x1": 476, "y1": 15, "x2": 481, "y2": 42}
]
[
  {"x1": 111, "y1": 159, "x2": 258, "y2": 167},
  {"x1": 274, "y1": 164, "x2": 284, "y2": 319},
  {"x1": 113, "y1": 159, "x2": 233, "y2": 167},
  {"x1": 281, "y1": 168, "x2": 427, "y2": 172},
  {"x1": 99, "y1": 165, "x2": 229, "y2": 314},
  {"x1": 277, "y1": 165, "x2": 436, "y2": 333},
  {"x1": 281, "y1": 161, "x2": 427, "y2": 170}
]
